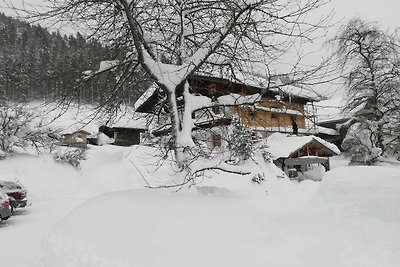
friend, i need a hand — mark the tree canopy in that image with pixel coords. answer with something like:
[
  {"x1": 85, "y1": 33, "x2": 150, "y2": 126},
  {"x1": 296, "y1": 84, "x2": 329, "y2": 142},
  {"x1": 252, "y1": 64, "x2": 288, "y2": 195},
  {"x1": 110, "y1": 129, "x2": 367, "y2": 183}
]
[{"x1": 332, "y1": 18, "x2": 400, "y2": 163}]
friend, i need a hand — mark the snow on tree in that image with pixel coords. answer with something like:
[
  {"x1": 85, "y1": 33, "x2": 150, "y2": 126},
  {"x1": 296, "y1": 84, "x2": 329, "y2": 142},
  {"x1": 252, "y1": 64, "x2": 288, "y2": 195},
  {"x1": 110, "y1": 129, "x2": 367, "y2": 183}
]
[
  {"x1": 332, "y1": 18, "x2": 400, "y2": 164},
  {"x1": 0, "y1": 102, "x2": 54, "y2": 157},
  {"x1": 10, "y1": 0, "x2": 334, "y2": 181},
  {"x1": 341, "y1": 120, "x2": 383, "y2": 165},
  {"x1": 227, "y1": 121, "x2": 256, "y2": 162}
]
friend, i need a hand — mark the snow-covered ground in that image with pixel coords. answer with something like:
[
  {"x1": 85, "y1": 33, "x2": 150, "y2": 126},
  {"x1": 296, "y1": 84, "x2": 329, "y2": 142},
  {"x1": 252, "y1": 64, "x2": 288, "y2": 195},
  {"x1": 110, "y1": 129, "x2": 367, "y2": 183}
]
[{"x1": 1, "y1": 145, "x2": 399, "y2": 267}]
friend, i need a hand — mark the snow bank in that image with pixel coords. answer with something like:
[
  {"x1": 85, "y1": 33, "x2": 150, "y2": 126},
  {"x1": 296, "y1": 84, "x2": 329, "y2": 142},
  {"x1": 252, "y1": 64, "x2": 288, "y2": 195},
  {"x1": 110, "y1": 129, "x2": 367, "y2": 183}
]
[
  {"x1": 0, "y1": 154, "x2": 81, "y2": 201},
  {"x1": 41, "y1": 190, "x2": 278, "y2": 267},
  {"x1": 0, "y1": 145, "x2": 157, "y2": 201},
  {"x1": 2, "y1": 141, "x2": 400, "y2": 267},
  {"x1": 317, "y1": 166, "x2": 400, "y2": 221},
  {"x1": 38, "y1": 163, "x2": 400, "y2": 267}
]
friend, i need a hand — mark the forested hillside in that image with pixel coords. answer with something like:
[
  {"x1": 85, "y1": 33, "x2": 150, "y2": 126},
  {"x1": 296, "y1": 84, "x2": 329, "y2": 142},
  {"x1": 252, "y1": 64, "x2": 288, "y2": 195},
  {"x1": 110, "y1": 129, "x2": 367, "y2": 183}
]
[{"x1": 0, "y1": 13, "x2": 143, "y2": 105}]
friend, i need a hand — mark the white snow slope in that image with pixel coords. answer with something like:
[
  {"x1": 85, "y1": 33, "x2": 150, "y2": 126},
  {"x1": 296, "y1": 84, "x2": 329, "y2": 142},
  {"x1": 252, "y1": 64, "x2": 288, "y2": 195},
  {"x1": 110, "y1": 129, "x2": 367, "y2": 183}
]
[{"x1": 1, "y1": 145, "x2": 400, "y2": 267}]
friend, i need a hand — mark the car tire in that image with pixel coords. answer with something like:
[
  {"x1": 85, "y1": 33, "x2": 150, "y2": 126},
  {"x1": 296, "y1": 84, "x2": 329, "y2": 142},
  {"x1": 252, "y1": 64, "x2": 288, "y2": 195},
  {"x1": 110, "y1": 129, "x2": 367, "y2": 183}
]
[{"x1": 0, "y1": 215, "x2": 10, "y2": 222}]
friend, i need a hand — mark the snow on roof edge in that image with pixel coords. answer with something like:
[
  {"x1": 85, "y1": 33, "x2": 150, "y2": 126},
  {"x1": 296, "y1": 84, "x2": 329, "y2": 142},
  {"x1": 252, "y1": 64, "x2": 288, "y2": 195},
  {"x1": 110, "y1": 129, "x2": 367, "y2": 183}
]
[{"x1": 266, "y1": 133, "x2": 340, "y2": 159}]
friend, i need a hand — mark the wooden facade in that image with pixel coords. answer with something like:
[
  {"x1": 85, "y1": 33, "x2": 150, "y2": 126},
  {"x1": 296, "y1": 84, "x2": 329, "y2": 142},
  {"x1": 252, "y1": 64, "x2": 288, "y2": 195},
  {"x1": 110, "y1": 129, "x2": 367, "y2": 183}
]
[
  {"x1": 62, "y1": 130, "x2": 90, "y2": 148},
  {"x1": 233, "y1": 99, "x2": 306, "y2": 131},
  {"x1": 136, "y1": 75, "x2": 316, "y2": 140},
  {"x1": 113, "y1": 127, "x2": 144, "y2": 146}
]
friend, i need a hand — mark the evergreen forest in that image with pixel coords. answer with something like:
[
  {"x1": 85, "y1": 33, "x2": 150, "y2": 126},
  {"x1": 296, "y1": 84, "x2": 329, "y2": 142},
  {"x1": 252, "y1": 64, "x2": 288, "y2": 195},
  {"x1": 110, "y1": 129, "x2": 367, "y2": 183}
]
[{"x1": 0, "y1": 13, "x2": 142, "y2": 106}]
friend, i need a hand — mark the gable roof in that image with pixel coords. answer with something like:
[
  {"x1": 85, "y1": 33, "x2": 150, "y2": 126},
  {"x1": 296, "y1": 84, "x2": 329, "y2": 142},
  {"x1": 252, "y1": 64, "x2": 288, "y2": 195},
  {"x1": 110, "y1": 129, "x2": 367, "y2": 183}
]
[{"x1": 266, "y1": 133, "x2": 340, "y2": 159}]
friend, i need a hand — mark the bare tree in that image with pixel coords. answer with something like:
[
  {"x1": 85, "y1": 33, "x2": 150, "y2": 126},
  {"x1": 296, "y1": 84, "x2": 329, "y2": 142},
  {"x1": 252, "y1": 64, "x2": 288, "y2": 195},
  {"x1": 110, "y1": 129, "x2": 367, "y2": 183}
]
[
  {"x1": 0, "y1": 101, "x2": 55, "y2": 157},
  {"x1": 332, "y1": 18, "x2": 400, "y2": 163},
  {"x1": 3, "y1": 0, "x2": 334, "y2": 177}
]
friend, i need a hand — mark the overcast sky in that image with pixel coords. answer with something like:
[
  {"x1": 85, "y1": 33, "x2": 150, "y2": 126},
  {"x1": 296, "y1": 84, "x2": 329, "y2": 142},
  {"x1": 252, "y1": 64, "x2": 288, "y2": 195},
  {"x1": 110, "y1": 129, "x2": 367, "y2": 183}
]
[
  {"x1": 1, "y1": 0, "x2": 400, "y2": 30},
  {"x1": 333, "y1": 0, "x2": 400, "y2": 31}
]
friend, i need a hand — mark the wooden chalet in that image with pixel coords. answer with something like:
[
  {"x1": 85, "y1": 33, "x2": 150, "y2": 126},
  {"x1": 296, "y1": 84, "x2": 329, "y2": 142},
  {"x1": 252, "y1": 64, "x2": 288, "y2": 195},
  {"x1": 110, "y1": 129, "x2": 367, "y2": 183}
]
[{"x1": 136, "y1": 74, "x2": 320, "y2": 147}]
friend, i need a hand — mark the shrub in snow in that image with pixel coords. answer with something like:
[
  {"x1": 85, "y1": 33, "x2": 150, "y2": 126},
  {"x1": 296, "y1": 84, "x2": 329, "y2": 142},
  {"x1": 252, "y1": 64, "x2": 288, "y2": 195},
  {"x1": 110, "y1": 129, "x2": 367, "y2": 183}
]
[
  {"x1": 53, "y1": 148, "x2": 87, "y2": 169},
  {"x1": 259, "y1": 145, "x2": 273, "y2": 163},
  {"x1": 0, "y1": 102, "x2": 55, "y2": 158}
]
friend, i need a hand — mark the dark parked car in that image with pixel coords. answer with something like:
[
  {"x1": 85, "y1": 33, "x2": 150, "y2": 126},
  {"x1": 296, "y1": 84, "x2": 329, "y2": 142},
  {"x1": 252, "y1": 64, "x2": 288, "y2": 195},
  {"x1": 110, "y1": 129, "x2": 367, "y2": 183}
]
[
  {"x1": 0, "y1": 180, "x2": 28, "y2": 213},
  {"x1": 0, "y1": 190, "x2": 11, "y2": 221}
]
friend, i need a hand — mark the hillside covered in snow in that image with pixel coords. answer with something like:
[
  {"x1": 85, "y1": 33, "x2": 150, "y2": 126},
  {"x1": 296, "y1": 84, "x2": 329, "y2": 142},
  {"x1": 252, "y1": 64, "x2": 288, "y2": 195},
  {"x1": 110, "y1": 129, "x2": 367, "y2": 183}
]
[{"x1": 1, "y1": 143, "x2": 399, "y2": 267}]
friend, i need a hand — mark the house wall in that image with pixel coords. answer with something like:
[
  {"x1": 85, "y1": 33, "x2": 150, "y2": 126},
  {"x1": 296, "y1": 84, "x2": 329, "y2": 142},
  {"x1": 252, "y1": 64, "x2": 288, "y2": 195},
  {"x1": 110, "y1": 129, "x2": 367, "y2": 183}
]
[
  {"x1": 63, "y1": 132, "x2": 88, "y2": 148},
  {"x1": 113, "y1": 128, "x2": 141, "y2": 146},
  {"x1": 232, "y1": 96, "x2": 306, "y2": 131}
]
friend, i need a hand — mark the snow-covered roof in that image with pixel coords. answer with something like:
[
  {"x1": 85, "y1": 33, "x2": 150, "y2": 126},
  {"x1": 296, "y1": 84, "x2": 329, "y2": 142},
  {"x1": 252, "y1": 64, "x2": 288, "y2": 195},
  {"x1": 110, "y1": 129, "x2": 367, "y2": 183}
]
[
  {"x1": 266, "y1": 133, "x2": 340, "y2": 159},
  {"x1": 62, "y1": 129, "x2": 91, "y2": 136},
  {"x1": 196, "y1": 65, "x2": 324, "y2": 101},
  {"x1": 316, "y1": 95, "x2": 348, "y2": 123},
  {"x1": 218, "y1": 93, "x2": 261, "y2": 105},
  {"x1": 134, "y1": 84, "x2": 157, "y2": 111},
  {"x1": 110, "y1": 115, "x2": 148, "y2": 130},
  {"x1": 316, "y1": 126, "x2": 340, "y2": 136},
  {"x1": 135, "y1": 74, "x2": 323, "y2": 113}
]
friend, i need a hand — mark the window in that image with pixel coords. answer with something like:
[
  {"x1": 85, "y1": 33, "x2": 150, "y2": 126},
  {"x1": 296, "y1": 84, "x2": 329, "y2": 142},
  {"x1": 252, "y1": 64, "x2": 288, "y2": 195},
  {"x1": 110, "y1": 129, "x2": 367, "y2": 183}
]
[
  {"x1": 271, "y1": 113, "x2": 278, "y2": 120},
  {"x1": 249, "y1": 108, "x2": 256, "y2": 118},
  {"x1": 212, "y1": 134, "x2": 221, "y2": 147},
  {"x1": 207, "y1": 83, "x2": 217, "y2": 94},
  {"x1": 212, "y1": 105, "x2": 220, "y2": 114}
]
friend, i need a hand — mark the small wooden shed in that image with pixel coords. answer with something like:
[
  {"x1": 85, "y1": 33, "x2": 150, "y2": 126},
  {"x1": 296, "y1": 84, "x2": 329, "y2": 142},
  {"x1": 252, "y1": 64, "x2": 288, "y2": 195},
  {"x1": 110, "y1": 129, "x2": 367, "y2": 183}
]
[
  {"x1": 112, "y1": 127, "x2": 146, "y2": 146},
  {"x1": 103, "y1": 116, "x2": 148, "y2": 147},
  {"x1": 266, "y1": 133, "x2": 340, "y2": 179}
]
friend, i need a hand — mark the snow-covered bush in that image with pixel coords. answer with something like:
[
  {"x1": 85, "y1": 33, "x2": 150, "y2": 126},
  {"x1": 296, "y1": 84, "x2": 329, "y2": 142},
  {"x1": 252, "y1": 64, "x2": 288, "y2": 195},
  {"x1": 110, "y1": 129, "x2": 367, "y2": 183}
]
[
  {"x1": 0, "y1": 102, "x2": 54, "y2": 158},
  {"x1": 342, "y1": 121, "x2": 382, "y2": 165},
  {"x1": 251, "y1": 173, "x2": 265, "y2": 184},
  {"x1": 53, "y1": 148, "x2": 87, "y2": 169}
]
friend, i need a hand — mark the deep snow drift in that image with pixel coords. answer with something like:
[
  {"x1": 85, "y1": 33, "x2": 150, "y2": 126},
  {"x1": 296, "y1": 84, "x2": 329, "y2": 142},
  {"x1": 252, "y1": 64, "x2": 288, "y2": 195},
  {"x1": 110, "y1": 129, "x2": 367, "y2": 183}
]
[{"x1": 1, "y1": 145, "x2": 400, "y2": 267}]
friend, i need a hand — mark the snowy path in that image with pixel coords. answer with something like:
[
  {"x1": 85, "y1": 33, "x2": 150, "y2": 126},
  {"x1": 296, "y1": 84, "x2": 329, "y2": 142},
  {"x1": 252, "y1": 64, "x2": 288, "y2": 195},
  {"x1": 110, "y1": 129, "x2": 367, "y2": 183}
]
[{"x1": 1, "y1": 151, "x2": 400, "y2": 266}]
